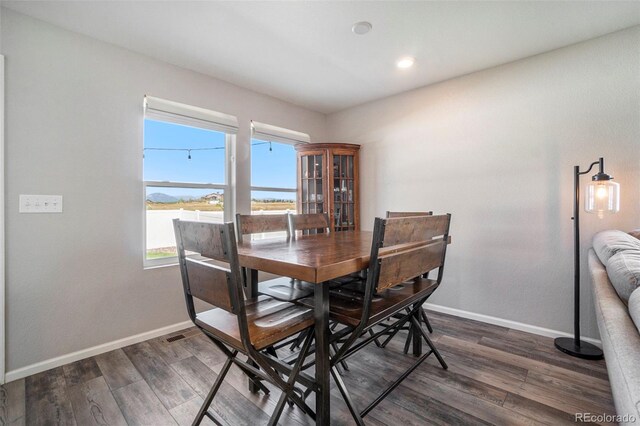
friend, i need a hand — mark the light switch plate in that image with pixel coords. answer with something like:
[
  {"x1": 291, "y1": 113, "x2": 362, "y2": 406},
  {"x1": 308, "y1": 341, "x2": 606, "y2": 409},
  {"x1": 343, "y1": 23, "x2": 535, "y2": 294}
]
[{"x1": 19, "y1": 195, "x2": 63, "y2": 213}]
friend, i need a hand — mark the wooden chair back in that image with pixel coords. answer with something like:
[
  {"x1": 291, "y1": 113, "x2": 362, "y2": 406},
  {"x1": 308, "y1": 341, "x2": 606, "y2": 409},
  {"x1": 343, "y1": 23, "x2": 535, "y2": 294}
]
[
  {"x1": 386, "y1": 211, "x2": 433, "y2": 218},
  {"x1": 336, "y1": 214, "x2": 453, "y2": 343},
  {"x1": 236, "y1": 213, "x2": 290, "y2": 241},
  {"x1": 380, "y1": 215, "x2": 450, "y2": 247},
  {"x1": 173, "y1": 220, "x2": 244, "y2": 319},
  {"x1": 371, "y1": 214, "x2": 451, "y2": 293},
  {"x1": 288, "y1": 213, "x2": 330, "y2": 236}
]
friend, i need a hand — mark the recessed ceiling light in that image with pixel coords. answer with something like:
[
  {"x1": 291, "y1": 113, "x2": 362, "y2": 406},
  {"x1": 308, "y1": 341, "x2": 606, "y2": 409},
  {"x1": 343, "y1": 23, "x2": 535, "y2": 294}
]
[
  {"x1": 352, "y1": 21, "x2": 372, "y2": 35},
  {"x1": 396, "y1": 56, "x2": 415, "y2": 69}
]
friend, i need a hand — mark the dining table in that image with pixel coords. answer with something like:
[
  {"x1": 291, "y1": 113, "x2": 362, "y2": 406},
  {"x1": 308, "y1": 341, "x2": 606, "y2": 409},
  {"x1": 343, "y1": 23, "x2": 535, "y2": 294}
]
[{"x1": 237, "y1": 230, "x2": 375, "y2": 425}]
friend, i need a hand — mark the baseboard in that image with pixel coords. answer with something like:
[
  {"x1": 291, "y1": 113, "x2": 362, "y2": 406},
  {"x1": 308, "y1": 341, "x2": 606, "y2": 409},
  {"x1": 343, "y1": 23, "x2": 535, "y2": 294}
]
[
  {"x1": 423, "y1": 303, "x2": 602, "y2": 347},
  {"x1": 5, "y1": 304, "x2": 602, "y2": 383},
  {"x1": 4, "y1": 320, "x2": 192, "y2": 383}
]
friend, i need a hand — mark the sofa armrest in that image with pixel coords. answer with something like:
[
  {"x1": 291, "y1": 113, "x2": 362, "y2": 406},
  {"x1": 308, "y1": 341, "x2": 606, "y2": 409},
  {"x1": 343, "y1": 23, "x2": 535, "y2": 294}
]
[{"x1": 590, "y1": 249, "x2": 640, "y2": 424}]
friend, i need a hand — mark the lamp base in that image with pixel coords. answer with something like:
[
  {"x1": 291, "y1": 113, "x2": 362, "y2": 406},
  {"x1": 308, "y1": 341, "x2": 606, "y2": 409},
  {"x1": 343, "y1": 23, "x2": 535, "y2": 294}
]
[{"x1": 554, "y1": 337, "x2": 603, "y2": 360}]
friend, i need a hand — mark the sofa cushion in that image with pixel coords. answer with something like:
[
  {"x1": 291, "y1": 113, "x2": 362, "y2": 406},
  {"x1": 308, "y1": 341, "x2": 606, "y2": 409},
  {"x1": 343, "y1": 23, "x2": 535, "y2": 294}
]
[
  {"x1": 629, "y1": 229, "x2": 640, "y2": 240},
  {"x1": 593, "y1": 230, "x2": 640, "y2": 265},
  {"x1": 630, "y1": 288, "x2": 640, "y2": 335},
  {"x1": 606, "y1": 251, "x2": 640, "y2": 304}
]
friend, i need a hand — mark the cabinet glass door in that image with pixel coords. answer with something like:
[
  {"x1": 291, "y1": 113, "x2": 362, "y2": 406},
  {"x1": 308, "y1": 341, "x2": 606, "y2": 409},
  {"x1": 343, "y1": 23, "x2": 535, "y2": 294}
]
[
  {"x1": 332, "y1": 153, "x2": 355, "y2": 231},
  {"x1": 299, "y1": 152, "x2": 325, "y2": 214}
]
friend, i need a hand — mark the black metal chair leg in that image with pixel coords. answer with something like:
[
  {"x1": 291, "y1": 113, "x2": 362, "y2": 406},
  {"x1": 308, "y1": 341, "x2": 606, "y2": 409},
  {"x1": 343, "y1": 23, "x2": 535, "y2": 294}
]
[
  {"x1": 248, "y1": 374, "x2": 270, "y2": 395},
  {"x1": 411, "y1": 316, "x2": 448, "y2": 369},
  {"x1": 399, "y1": 304, "x2": 433, "y2": 351},
  {"x1": 266, "y1": 346, "x2": 278, "y2": 357},
  {"x1": 265, "y1": 346, "x2": 284, "y2": 384},
  {"x1": 421, "y1": 308, "x2": 433, "y2": 333},
  {"x1": 193, "y1": 350, "x2": 236, "y2": 426},
  {"x1": 369, "y1": 329, "x2": 383, "y2": 348},
  {"x1": 278, "y1": 344, "x2": 294, "y2": 409},
  {"x1": 289, "y1": 329, "x2": 309, "y2": 351},
  {"x1": 204, "y1": 333, "x2": 270, "y2": 396},
  {"x1": 331, "y1": 342, "x2": 349, "y2": 372},
  {"x1": 403, "y1": 327, "x2": 413, "y2": 354},
  {"x1": 331, "y1": 367, "x2": 365, "y2": 426},
  {"x1": 380, "y1": 310, "x2": 412, "y2": 348},
  {"x1": 247, "y1": 359, "x2": 262, "y2": 394},
  {"x1": 267, "y1": 330, "x2": 316, "y2": 426},
  {"x1": 380, "y1": 326, "x2": 400, "y2": 348},
  {"x1": 269, "y1": 390, "x2": 291, "y2": 426}
]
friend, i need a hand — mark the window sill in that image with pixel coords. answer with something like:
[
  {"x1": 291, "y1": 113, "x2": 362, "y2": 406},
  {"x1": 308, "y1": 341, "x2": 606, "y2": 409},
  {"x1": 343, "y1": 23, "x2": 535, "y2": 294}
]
[
  {"x1": 144, "y1": 256, "x2": 179, "y2": 270},
  {"x1": 143, "y1": 253, "x2": 212, "y2": 270}
]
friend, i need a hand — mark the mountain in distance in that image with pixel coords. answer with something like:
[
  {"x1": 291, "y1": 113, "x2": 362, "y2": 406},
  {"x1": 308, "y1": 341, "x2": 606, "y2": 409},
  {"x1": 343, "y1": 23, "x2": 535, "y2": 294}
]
[
  {"x1": 146, "y1": 192, "x2": 207, "y2": 203},
  {"x1": 146, "y1": 193, "x2": 179, "y2": 203}
]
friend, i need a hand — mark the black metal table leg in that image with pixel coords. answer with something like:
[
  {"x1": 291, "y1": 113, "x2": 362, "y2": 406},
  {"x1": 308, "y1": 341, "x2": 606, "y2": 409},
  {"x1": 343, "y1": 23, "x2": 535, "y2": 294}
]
[
  {"x1": 248, "y1": 268, "x2": 260, "y2": 394},
  {"x1": 315, "y1": 282, "x2": 331, "y2": 425},
  {"x1": 249, "y1": 269, "x2": 259, "y2": 298},
  {"x1": 412, "y1": 304, "x2": 422, "y2": 356}
]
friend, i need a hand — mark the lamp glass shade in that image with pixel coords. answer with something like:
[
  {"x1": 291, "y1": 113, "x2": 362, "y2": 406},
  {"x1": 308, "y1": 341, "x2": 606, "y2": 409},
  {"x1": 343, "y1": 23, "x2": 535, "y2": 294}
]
[{"x1": 585, "y1": 180, "x2": 620, "y2": 218}]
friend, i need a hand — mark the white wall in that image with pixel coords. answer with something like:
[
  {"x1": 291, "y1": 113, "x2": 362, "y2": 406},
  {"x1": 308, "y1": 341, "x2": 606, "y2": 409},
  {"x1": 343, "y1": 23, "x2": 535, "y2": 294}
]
[
  {"x1": 0, "y1": 10, "x2": 326, "y2": 372},
  {"x1": 326, "y1": 26, "x2": 640, "y2": 339}
]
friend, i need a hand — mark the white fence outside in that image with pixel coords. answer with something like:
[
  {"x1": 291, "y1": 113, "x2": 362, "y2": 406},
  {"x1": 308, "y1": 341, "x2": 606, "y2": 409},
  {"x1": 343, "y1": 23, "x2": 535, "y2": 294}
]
[
  {"x1": 146, "y1": 209, "x2": 223, "y2": 250},
  {"x1": 146, "y1": 209, "x2": 291, "y2": 250}
]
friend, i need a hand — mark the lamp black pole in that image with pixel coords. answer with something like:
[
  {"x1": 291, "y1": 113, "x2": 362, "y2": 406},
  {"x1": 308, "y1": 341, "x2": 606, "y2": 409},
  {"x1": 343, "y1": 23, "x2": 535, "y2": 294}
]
[{"x1": 554, "y1": 158, "x2": 605, "y2": 360}]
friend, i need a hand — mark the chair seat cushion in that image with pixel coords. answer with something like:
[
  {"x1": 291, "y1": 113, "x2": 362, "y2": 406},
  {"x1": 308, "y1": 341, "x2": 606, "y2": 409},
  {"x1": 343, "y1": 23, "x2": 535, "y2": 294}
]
[
  {"x1": 606, "y1": 251, "x2": 640, "y2": 304},
  {"x1": 258, "y1": 277, "x2": 315, "y2": 301},
  {"x1": 195, "y1": 295, "x2": 314, "y2": 350},
  {"x1": 301, "y1": 278, "x2": 438, "y2": 327}
]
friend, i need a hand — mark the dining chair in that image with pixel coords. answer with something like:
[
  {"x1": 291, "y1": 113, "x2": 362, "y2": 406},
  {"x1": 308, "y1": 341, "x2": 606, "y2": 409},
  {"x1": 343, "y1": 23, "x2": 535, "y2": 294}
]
[
  {"x1": 338, "y1": 211, "x2": 436, "y2": 349},
  {"x1": 173, "y1": 219, "x2": 316, "y2": 425},
  {"x1": 306, "y1": 214, "x2": 451, "y2": 425},
  {"x1": 383, "y1": 211, "x2": 435, "y2": 342},
  {"x1": 236, "y1": 213, "x2": 290, "y2": 239},
  {"x1": 288, "y1": 212, "x2": 330, "y2": 237},
  {"x1": 236, "y1": 213, "x2": 314, "y2": 302}
]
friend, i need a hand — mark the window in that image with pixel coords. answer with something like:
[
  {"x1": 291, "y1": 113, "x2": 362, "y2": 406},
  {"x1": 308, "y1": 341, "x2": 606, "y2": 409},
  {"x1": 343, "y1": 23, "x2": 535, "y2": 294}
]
[
  {"x1": 143, "y1": 96, "x2": 237, "y2": 265},
  {"x1": 250, "y1": 122, "x2": 310, "y2": 227}
]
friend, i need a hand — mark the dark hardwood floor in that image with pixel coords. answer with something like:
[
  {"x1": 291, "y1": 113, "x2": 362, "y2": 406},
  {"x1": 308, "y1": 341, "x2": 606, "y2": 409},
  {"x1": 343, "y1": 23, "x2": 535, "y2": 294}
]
[{"x1": 0, "y1": 310, "x2": 615, "y2": 425}]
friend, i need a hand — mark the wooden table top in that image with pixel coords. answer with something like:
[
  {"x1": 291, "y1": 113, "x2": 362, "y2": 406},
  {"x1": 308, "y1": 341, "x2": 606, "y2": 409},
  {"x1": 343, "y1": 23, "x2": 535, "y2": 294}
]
[{"x1": 237, "y1": 230, "x2": 373, "y2": 283}]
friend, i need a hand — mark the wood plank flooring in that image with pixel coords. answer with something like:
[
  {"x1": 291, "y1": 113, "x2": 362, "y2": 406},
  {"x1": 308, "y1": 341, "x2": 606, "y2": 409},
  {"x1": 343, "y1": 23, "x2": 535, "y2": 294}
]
[{"x1": 0, "y1": 310, "x2": 615, "y2": 425}]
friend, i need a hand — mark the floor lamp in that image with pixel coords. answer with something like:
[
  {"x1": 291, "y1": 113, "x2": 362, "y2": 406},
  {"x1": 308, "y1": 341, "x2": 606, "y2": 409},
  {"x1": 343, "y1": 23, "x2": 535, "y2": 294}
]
[{"x1": 554, "y1": 157, "x2": 619, "y2": 360}]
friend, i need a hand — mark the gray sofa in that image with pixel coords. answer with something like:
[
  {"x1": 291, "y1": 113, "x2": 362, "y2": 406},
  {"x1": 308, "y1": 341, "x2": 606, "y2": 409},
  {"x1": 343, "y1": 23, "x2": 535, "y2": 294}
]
[{"x1": 590, "y1": 230, "x2": 640, "y2": 424}]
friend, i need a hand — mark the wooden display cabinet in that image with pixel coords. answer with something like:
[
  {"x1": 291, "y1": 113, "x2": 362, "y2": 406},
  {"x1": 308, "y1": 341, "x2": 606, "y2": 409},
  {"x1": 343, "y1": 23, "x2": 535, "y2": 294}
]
[{"x1": 295, "y1": 143, "x2": 360, "y2": 232}]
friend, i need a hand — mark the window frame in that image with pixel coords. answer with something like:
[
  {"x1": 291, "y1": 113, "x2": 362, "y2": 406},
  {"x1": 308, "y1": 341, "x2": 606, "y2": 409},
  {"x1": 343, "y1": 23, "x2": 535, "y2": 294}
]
[
  {"x1": 250, "y1": 137, "x2": 303, "y2": 213},
  {"x1": 250, "y1": 120, "x2": 310, "y2": 215},
  {"x1": 143, "y1": 98, "x2": 236, "y2": 268}
]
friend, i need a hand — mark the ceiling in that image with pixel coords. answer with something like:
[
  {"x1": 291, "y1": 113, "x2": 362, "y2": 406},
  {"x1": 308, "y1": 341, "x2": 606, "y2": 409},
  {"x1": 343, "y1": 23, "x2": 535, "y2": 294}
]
[{"x1": 3, "y1": 1, "x2": 640, "y2": 113}]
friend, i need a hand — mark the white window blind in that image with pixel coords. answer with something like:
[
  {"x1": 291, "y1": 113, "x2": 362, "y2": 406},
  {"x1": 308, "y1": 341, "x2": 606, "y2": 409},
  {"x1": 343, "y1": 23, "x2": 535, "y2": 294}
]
[
  {"x1": 251, "y1": 121, "x2": 310, "y2": 145},
  {"x1": 144, "y1": 96, "x2": 239, "y2": 134}
]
